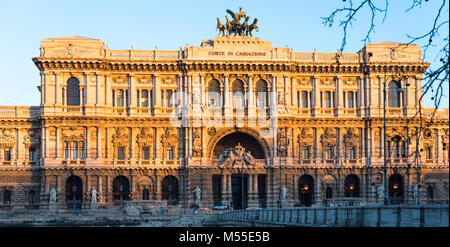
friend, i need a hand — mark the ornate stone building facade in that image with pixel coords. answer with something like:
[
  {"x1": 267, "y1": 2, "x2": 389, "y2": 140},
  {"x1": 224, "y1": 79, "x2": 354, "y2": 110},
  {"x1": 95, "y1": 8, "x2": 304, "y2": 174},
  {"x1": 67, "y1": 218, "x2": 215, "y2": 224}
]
[{"x1": 0, "y1": 34, "x2": 448, "y2": 210}]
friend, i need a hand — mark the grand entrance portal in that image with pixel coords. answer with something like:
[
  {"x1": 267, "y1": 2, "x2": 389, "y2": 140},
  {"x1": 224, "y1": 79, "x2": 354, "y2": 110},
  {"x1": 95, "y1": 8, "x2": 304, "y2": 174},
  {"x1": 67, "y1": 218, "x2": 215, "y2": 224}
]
[
  {"x1": 232, "y1": 174, "x2": 248, "y2": 210},
  {"x1": 66, "y1": 176, "x2": 83, "y2": 209}
]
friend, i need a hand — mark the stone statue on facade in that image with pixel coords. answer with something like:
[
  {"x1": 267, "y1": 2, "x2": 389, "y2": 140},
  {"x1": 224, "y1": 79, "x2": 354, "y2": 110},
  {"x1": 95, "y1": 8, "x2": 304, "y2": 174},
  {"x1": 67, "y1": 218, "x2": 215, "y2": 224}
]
[
  {"x1": 281, "y1": 186, "x2": 287, "y2": 201},
  {"x1": 91, "y1": 187, "x2": 98, "y2": 204},
  {"x1": 413, "y1": 185, "x2": 419, "y2": 201},
  {"x1": 221, "y1": 143, "x2": 256, "y2": 168},
  {"x1": 49, "y1": 187, "x2": 56, "y2": 202},
  {"x1": 216, "y1": 18, "x2": 226, "y2": 37},
  {"x1": 217, "y1": 8, "x2": 259, "y2": 37},
  {"x1": 193, "y1": 186, "x2": 201, "y2": 204},
  {"x1": 377, "y1": 186, "x2": 384, "y2": 202}
]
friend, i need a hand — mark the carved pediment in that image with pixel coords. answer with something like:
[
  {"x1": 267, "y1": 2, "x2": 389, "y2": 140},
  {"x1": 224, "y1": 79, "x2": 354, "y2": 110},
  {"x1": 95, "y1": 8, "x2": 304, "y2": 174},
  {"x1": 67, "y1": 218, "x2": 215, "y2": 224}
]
[
  {"x1": 136, "y1": 75, "x2": 153, "y2": 84},
  {"x1": 0, "y1": 129, "x2": 15, "y2": 148},
  {"x1": 61, "y1": 127, "x2": 85, "y2": 141},
  {"x1": 321, "y1": 128, "x2": 337, "y2": 145},
  {"x1": 112, "y1": 127, "x2": 129, "y2": 146},
  {"x1": 161, "y1": 75, "x2": 176, "y2": 85},
  {"x1": 161, "y1": 128, "x2": 178, "y2": 146},
  {"x1": 23, "y1": 129, "x2": 41, "y2": 147},
  {"x1": 298, "y1": 128, "x2": 313, "y2": 146},
  {"x1": 136, "y1": 127, "x2": 153, "y2": 146},
  {"x1": 112, "y1": 75, "x2": 128, "y2": 84},
  {"x1": 344, "y1": 129, "x2": 359, "y2": 145}
]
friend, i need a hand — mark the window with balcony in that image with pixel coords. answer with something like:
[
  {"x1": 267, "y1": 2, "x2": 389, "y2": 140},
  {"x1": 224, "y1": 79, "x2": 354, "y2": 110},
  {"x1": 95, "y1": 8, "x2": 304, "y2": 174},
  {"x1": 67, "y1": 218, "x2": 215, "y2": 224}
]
[
  {"x1": 139, "y1": 89, "x2": 149, "y2": 107},
  {"x1": 29, "y1": 147, "x2": 37, "y2": 162},
  {"x1": 166, "y1": 147, "x2": 174, "y2": 160},
  {"x1": 348, "y1": 146, "x2": 357, "y2": 160},
  {"x1": 302, "y1": 146, "x2": 311, "y2": 160},
  {"x1": 67, "y1": 77, "x2": 80, "y2": 106},
  {"x1": 325, "y1": 146, "x2": 335, "y2": 159},
  {"x1": 143, "y1": 147, "x2": 150, "y2": 160},
  {"x1": 426, "y1": 146, "x2": 433, "y2": 160},
  {"x1": 118, "y1": 147, "x2": 126, "y2": 160},
  {"x1": 321, "y1": 91, "x2": 333, "y2": 108}
]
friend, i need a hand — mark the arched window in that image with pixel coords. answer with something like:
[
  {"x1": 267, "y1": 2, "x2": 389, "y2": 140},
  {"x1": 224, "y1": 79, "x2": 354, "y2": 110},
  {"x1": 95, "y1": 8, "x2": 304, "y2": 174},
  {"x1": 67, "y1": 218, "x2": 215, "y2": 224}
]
[
  {"x1": 388, "y1": 81, "x2": 402, "y2": 107},
  {"x1": 207, "y1": 80, "x2": 221, "y2": 106},
  {"x1": 28, "y1": 190, "x2": 36, "y2": 204},
  {"x1": 3, "y1": 189, "x2": 11, "y2": 204},
  {"x1": 255, "y1": 80, "x2": 268, "y2": 107},
  {"x1": 232, "y1": 80, "x2": 245, "y2": 107},
  {"x1": 67, "y1": 77, "x2": 81, "y2": 106}
]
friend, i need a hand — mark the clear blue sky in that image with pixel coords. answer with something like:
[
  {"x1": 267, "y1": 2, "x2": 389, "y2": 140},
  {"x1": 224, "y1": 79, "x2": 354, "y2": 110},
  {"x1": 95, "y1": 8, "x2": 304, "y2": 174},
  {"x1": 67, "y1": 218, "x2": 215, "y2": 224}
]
[{"x1": 0, "y1": 0, "x2": 447, "y2": 108}]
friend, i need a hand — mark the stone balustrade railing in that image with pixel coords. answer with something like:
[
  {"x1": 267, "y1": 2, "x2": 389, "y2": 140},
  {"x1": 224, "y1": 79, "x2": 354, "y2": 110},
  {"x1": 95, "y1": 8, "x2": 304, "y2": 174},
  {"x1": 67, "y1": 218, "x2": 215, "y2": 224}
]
[
  {"x1": 214, "y1": 205, "x2": 449, "y2": 227},
  {"x1": 0, "y1": 106, "x2": 41, "y2": 119}
]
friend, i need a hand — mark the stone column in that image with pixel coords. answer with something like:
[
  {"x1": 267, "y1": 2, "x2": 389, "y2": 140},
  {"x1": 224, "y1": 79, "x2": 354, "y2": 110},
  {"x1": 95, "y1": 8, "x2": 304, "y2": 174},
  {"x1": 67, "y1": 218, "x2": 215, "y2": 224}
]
[
  {"x1": 312, "y1": 76, "x2": 320, "y2": 117},
  {"x1": 105, "y1": 74, "x2": 112, "y2": 107},
  {"x1": 129, "y1": 73, "x2": 136, "y2": 114},
  {"x1": 335, "y1": 76, "x2": 343, "y2": 116},
  {"x1": 153, "y1": 74, "x2": 161, "y2": 114}
]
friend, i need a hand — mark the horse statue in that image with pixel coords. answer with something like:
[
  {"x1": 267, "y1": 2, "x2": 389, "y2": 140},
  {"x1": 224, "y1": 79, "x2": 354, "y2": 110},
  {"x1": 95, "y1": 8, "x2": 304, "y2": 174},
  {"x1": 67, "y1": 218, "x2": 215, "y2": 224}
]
[
  {"x1": 241, "y1": 16, "x2": 250, "y2": 36},
  {"x1": 247, "y1": 18, "x2": 259, "y2": 37},
  {"x1": 216, "y1": 17, "x2": 226, "y2": 36},
  {"x1": 225, "y1": 15, "x2": 232, "y2": 36},
  {"x1": 226, "y1": 8, "x2": 245, "y2": 36}
]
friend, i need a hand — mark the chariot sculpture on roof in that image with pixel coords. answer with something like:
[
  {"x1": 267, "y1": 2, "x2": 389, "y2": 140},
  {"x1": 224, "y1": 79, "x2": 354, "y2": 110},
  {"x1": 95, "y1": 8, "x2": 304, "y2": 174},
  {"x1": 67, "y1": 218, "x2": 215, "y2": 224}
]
[{"x1": 216, "y1": 7, "x2": 259, "y2": 37}]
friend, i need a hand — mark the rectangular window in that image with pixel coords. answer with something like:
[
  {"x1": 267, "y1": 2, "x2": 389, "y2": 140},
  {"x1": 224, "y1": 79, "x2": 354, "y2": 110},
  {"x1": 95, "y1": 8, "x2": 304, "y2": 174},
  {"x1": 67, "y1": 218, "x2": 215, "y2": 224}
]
[
  {"x1": 326, "y1": 146, "x2": 334, "y2": 159},
  {"x1": 348, "y1": 146, "x2": 356, "y2": 159},
  {"x1": 143, "y1": 147, "x2": 150, "y2": 160},
  {"x1": 71, "y1": 141, "x2": 78, "y2": 160},
  {"x1": 426, "y1": 146, "x2": 432, "y2": 159},
  {"x1": 80, "y1": 141, "x2": 85, "y2": 160},
  {"x1": 297, "y1": 91, "x2": 300, "y2": 108},
  {"x1": 4, "y1": 149, "x2": 11, "y2": 161},
  {"x1": 142, "y1": 90, "x2": 149, "y2": 107},
  {"x1": 324, "y1": 91, "x2": 332, "y2": 108},
  {"x1": 302, "y1": 146, "x2": 310, "y2": 159},
  {"x1": 348, "y1": 91, "x2": 354, "y2": 108},
  {"x1": 64, "y1": 141, "x2": 69, "y2": 159},
  {"x1": 167, "y1": 147, "x2": 174, "y2": 160},
  {"x1": 29, "y1": 148, "x2": 37, "y2": 161},
  {"x1": 118, "y1": 147, "x2": 125, "y2": 160},
  {"x1": 116, "y1": 89, "x2": 124, "y2": 107},
  {"x1": 302, "y1": 91, "x2": 309, "y2": 108},
  {"x1": 167, "y1": 90, "x2": 173, "y2": 107}
]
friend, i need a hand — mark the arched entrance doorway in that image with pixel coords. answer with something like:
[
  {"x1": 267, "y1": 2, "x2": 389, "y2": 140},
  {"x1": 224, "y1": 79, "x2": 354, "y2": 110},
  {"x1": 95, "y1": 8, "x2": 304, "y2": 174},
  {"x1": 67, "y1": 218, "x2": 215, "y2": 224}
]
[
  {"x1": 212, "y1": 131, "x2": 267, "y2": 210},
  {"x1": 66, "y1": 176, "x2": 83, "y2": 209},
  {"x1": 389, "y1": 174, "x2": 404, "y2": 204},
  {"x1": 162, "y1": 176, "x2": 179, "y2": 205},
  {"x1": 344, "y1": 174, "x2": 360, "y2": 198},
  {"x1": 298, "y1": 175, "x2": 314, "y2": 207},
  {"x1": 113, "y1": 176, "x2": 130, "y2": 206}
]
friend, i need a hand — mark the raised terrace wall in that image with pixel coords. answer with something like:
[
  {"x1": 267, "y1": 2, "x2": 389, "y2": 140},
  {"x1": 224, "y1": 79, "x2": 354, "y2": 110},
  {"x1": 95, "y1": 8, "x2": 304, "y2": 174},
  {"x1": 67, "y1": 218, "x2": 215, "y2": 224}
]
[{"x1": 214, "y1": 205, "x2": 449, "y2": 227}]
